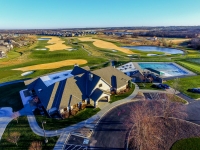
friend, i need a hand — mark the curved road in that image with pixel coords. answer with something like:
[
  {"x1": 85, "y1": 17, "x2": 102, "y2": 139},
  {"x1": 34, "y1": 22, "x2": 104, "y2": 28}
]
[{"x1": 89, "y1": 102, "x2": 134, "y2": 149}]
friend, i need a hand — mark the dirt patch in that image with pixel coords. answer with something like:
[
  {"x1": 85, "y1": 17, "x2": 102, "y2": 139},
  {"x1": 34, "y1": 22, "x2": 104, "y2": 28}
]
[
  {"x1": 78, "y1": 37, "x2": 133, "y2": 54},
  {"x1": 12, "y1": 59, "x2": 87, "y2": 71},
  {"x1": 42, "y1": 36, "x2": 72, "y2": 51}
]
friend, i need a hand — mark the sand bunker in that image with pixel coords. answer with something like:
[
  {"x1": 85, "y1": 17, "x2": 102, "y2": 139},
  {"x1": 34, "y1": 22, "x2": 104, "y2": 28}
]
[
  {"x1": 78, "y1": 37, "x2": 133, "y2": 54},
  {"x1": 13, "y1": 59, "x2": 87, "y2": 71},
  {"x1": 41, "y1": 36, "x2": 72, "y2": 51}
]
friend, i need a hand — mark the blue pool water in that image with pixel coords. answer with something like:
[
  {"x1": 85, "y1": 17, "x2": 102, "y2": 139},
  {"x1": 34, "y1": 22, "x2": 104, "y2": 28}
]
[{"x1": 138, "y1": 63, "x2": 188, "y2": 77}]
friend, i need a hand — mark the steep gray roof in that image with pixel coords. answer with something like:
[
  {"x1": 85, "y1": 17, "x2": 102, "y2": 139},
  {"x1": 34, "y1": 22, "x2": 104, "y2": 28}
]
[
  {"x1": 92, "y1": 66, "x2": 132, "y2": 88},
  {"x1": 59, "y1": 73, "x2": 87, "y2": 108},
  {"x1": 90, "y1": 88, "x2": 104, "y2": 102},
  {"x1": 71, "y1": 66, "x2": 90, "y2": 76}
]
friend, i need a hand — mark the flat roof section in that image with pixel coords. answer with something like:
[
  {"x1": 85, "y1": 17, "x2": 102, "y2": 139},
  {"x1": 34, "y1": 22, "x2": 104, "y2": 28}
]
[
  {"x1": 117, "y1": 62, "x2": 138, "y2": 73},
  {"x1": 40, "y1": 70, "x2": 73, "y2": 87}
]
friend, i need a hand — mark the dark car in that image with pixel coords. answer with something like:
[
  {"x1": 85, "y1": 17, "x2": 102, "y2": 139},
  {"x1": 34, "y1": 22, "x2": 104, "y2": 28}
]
[
  {"x1": 153, "y1": 83, "x2": 170, "y2": 89},
  {"x1": 151, "y1": 84, "x2": 163, "y2": 89},
  {"x1": 160, "y1": 84, "x2": 170, "y2": 89},
  {"x1": 188, "y1": 88, "x2": 200, "y2": 93}
]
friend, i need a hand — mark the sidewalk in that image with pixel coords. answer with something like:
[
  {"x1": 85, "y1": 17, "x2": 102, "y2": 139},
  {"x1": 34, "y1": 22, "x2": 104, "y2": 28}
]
[{"x1": 0, "y1": 107, "x2": 13, "y2": 140}]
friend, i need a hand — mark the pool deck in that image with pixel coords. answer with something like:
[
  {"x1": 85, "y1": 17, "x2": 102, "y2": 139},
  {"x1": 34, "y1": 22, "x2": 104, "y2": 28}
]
[{"x1": 132, "y1": 62, "x2": 196, "y2": 80}]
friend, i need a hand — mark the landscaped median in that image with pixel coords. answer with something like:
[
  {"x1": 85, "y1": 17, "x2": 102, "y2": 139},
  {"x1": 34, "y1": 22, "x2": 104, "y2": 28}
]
[
  {"x1": 35, "y1": 107, "x2": 100, "y2": 130},
  {"x1": 109, "y1": 83, "x2": 135, "y2": 103}
]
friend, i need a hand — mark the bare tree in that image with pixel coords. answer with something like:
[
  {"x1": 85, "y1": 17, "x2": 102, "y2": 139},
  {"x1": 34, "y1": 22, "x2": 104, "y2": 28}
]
[
  {"x1": 126, "y1": 97, "x2": 187, "y2": 150},
  {"x1": 29, "y1": 141, "x2": 43, "y2": 150},
  {"x1": 171, "y1": 77, "x2": 181, "y2": 94},
  {"x1": 12, "y1": 112, "x2": 20, "y2": 123},
  {"x1": 6, "y1": 132, "x2": 21, "y2": 146}
]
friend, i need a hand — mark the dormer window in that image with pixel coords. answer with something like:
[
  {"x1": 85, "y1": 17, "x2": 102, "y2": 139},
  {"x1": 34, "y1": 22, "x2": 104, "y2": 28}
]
[{"x1": 53, "y1": 76, "x2": 59, "y2": 80}]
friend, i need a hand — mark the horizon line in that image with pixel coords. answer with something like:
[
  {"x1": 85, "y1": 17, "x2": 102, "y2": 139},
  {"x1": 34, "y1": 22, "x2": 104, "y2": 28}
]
[{"x1": 0, "y1": 25, "x2": 200, "y2": 30}]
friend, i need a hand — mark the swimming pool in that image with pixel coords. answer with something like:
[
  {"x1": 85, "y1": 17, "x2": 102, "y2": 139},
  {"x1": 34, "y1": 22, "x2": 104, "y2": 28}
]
[{"x1": 138, "y1": 63, "x2": 188, "y2": 77}]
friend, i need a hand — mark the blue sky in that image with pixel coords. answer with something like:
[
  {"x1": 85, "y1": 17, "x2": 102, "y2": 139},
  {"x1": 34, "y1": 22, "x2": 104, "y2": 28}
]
[{"x1": 0, "y1": 0, "x2": 200, "y2": 29}]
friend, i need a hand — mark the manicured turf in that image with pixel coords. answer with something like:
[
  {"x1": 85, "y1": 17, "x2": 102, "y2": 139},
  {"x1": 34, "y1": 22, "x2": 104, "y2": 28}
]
[
  {"x1": 0, "y1": 82, "x2": 25, "y2": 111},
  {"x1": 177, "y1": 61, "x2": 200, "y2": 74},
  {"x1": 187, "y1": 58, "x2": 200, "y2": 64},
  {"x1": 35, "y1": 107, "x2": 101, "y2": 130},
  {"x1": 166, "y1": 75, "x2": 200, "y2": 99},
  {"x1": 171, "y1": 138, "x2": 200, "y2": 150},
  {"x1": 109, "y1": 84, "x2": 135, "y2": 103},
  {"x1": 33, "y1": 40, "x2": 50, "y2": 50},
  {"x1": 0, "y1": 116, "x2": 58, "y2": 150},
  {"x1": 137, "y1": 83, "x2": 164, "y2": 90}
]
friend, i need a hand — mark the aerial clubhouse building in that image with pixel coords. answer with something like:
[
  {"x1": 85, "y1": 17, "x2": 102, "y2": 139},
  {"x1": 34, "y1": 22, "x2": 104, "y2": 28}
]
[{"x1": 25, "y1": 66, "x2": 131, "y2": 114}]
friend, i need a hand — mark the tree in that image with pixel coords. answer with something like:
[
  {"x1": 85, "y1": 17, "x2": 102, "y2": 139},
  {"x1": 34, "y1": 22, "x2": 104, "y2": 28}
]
[
  {"x1": 171, "y1": 77, "x2": 181, "y2": 94},
  {"x1": 29, "y1": 141, "x2": 43, "y2": 150},
  {"x1": 12, "y1": 112, "x2": 20, "y2": 123},
  {"x1": 126, "y1": 96, "x2": 187, "y2": 150},
  {"x1": 6, "y1": 132, "x2": 21, "y2": 146}
]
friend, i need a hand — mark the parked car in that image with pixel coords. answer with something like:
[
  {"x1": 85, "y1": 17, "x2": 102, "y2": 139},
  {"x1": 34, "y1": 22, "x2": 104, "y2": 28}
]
[
  {"x1": 159, "y1": 84, "x2": 170, "y2": 89},
  {"x1": 188, "y1": 88, "x2": 200, "y2": 93},
  {"x1": 151, "y1": 83, "x2": 170, "y2": 89}
]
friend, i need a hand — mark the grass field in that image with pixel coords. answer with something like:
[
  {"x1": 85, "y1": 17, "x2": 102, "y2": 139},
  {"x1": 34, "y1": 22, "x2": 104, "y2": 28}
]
[
  {"x1": 42, "y1": 36, "x2": 72, "y2": 51},
  {"x1": 0, "y1": 37, "x2": 108, "y2": 83},
  {"x1": 35, "y1": 107, "x2": 100, "y2": 130},
  {"x1": 78, "y1": 37, "x2": 134, "y2": 54},
  {"x1": 166, "y1": 75, "x2": 200, "y2": 99},
  {"x1": 13, "y1": 59, "x2": 87, "y2": 71},
  {"x1": 177, "y1": 61, "x2": 200, "y2": 74},
  {"x1": 171, "y1": 137, "x2": 200, "y2": 150},
  {"x1": 0, "y1": 116, "x2": 58, "y2": 150},
  {"x1": 0, "y1": 82, "x2": 25, "y2": 111},
  {"x1": 187, "y1": 58, "x2": 200, "y2": 64}
]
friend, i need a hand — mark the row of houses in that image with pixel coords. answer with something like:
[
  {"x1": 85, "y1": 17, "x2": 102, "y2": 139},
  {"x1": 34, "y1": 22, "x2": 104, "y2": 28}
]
[
  {"x1": 21, "y1": 66, "x2": 131, "y2": 116},
  {"x1": 0, "y1": 34, "x2": 14, "y2": 58},
  {"x1": 38, "y1": 31, "x2": 97, "y2": 37}
]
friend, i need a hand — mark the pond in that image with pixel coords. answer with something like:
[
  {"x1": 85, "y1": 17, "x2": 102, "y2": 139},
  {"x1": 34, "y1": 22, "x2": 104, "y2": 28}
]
[
  {"x1": 37, "y1": 38, "x2": 51, "y2": 41},
  {"x1": 122, "y1": 46, "x2": 184, "y2": 54}
]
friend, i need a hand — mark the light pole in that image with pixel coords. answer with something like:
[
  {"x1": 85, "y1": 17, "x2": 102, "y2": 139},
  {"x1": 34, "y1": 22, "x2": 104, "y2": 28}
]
[{"x1": 41, "y1": 121, "x2": 48, "y2": 143}]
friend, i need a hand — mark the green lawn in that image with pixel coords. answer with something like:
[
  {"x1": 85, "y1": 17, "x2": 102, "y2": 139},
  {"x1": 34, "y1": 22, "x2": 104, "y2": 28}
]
[
  {"x1": 35, "y1": 107, "x2": 100, "y2": 130},
  {"x1": 166, "y1": 75, "x2": 200, "y2": 99},
  {"x1": 0, "y1": 116, "x2": 58, "y2": 150},
  {"x1": 0, "y1": 82, "x2": 25, "y2": 111},
  {"x1": 137, "y1": 83, "x2": 164, "y2": 90},
  {"x1": 186, "y1": 58, "x2": 200, "y2": 64},
  {"x1": 171, "y1": 137, "x2": 200, "y2": 150},
  {"x1": 109, "y1": 83, "x2": 135, "y2": 103},
  {"x1": 177, "y1": 61, "x2": 200, "y2": 74}
]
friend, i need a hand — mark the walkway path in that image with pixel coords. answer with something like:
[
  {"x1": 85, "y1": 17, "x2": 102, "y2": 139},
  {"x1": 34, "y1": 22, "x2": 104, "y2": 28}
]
[
  {"x1": 0, "y1": 117, "x2": 12, "y2": 139},
  {"x1": 0, "y1": 107, "x2": 13, "y2": 140}
]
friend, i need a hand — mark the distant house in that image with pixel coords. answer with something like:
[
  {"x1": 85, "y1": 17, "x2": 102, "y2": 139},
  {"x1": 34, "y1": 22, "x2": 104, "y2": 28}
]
[
  {"x1": 22, "y1": 66, "x2": 131, "y2": 115},
  {"x1": 0, "y1": 51, "x2": 6, "y2": 58}
]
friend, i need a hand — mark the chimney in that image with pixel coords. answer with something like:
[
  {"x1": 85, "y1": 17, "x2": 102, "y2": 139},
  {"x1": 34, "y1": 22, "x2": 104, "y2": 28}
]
[
  {"x1": 88, "y1": 73, "x2": 93, "y2": 81},
  {"x1": 74, "y1": 63, "x2": 79, "y2": 67}
]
